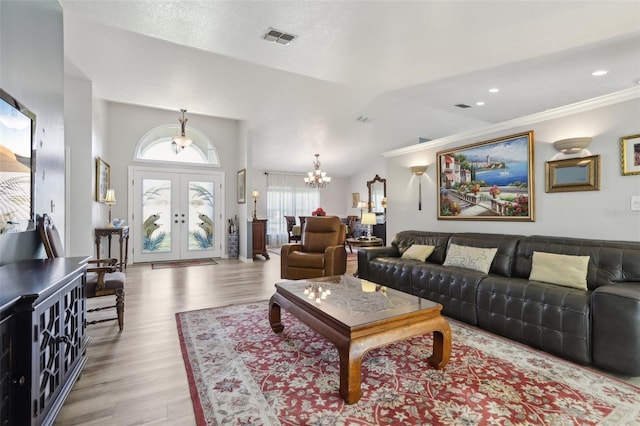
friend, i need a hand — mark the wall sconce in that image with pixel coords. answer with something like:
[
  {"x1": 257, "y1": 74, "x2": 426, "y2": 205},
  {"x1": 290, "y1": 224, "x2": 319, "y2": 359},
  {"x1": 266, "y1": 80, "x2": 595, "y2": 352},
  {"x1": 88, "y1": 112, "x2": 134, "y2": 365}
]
[
  {"x1": 251, "y1": 190, "x2": 260, "y2": 220},
  {"x1": 410, "y1": 165, "x2": 427, "y2": 210},
  {"x1": 553, "y1": 137, "x2": 592, "y2": 156},
  {"x1": 361, "y1": 212, "x2": 377, "y2": 240},
  {"x1": 104, "y1": 189, "x2": 116, "y2": 226}
]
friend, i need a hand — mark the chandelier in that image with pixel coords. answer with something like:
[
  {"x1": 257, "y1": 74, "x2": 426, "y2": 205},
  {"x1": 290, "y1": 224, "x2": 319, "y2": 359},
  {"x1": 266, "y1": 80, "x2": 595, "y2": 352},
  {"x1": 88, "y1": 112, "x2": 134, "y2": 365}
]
[
  {"x1": 172, "y1": 109, "x2": 193, "y2": 154},
  {"x1": 304, "y1": 154, "x2": 331, "y2": 188}
]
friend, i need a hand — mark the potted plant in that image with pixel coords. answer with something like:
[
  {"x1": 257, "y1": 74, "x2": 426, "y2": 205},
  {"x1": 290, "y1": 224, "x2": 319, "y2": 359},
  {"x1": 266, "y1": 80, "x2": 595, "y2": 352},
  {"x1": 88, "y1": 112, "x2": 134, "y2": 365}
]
[{"x1": 489, "y1": 185, "x2": 501, "y2": 199}]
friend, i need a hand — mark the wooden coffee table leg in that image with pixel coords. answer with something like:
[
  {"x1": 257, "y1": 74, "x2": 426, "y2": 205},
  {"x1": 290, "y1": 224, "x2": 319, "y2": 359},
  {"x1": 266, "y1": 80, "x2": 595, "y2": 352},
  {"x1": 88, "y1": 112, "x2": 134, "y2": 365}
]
[
  {"x1": 268, "y1": 298, "x2": 284, "y2": 333},
  {"x1": 427, "y1": 318, "x2": 451, "y2": 369},
  {"x1": 338, "y1": 343, "x2": 366, "y2": 404}
]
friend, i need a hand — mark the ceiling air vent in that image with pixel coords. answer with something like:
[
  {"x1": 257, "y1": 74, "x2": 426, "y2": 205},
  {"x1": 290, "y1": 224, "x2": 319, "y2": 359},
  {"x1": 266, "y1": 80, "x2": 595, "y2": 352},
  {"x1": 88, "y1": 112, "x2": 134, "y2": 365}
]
[
  {"x1": 455, "y1": 104, "x2": 471, "y2": 109},
  {"x1": 263, "y1": 28, "x2": 296, "y2": 45}
]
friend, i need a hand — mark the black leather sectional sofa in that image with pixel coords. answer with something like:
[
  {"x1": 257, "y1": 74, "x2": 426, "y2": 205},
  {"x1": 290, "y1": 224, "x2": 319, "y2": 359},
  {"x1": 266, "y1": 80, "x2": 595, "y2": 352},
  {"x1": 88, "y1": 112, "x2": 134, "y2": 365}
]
[{"x1": 357, "y1": 230, "x2": 640, "y2": 376}]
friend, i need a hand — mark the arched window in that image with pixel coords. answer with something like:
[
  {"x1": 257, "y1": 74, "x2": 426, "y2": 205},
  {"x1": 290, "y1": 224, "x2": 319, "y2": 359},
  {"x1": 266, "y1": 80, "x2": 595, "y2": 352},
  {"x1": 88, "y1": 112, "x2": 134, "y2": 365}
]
[{"x1": 135, "y1": 124, "x2": 220, "y2": 166}]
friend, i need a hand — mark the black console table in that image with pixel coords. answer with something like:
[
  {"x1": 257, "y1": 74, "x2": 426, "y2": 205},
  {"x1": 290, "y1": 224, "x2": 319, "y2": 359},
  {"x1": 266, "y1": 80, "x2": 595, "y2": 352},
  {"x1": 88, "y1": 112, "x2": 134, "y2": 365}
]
[{"x1": 0, "y1": 257, "x2": 89, "y2": 426}]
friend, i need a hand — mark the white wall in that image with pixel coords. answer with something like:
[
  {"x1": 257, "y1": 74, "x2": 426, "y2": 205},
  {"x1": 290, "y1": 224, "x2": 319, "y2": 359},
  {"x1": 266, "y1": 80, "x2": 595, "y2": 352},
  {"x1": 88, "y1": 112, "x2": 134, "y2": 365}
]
[
  {"x1": 251, "y1": 171, "x2": 350, "y2": 219},
  {"x1": 385, "y1": 96, "x2": 640, "y2": 242},
  {"x1": 64, "y1": 77, "x2": 95, "y2": 257},
  {"x1": 347, "y1": 156, "x2": 387, "y2": 217},
  {"x1": 0, "y1": 0, "x2": 64, "y2": 265},
  {"x1": 105, "y1": 102, "x2": 240, "y2": 260}
]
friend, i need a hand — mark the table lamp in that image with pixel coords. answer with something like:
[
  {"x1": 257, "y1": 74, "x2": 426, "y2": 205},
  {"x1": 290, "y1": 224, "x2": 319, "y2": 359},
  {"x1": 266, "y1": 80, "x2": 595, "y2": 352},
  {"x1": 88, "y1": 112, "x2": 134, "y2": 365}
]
[
  {"x1": 251, "y1": 190, "x2": 260, "y2": 220},
  {"x1": 104, "y1": 189, "x2": 116, "y2": 226},
  {"x1": 361, "y1": 212, "x2": 377, "y2": 240}
]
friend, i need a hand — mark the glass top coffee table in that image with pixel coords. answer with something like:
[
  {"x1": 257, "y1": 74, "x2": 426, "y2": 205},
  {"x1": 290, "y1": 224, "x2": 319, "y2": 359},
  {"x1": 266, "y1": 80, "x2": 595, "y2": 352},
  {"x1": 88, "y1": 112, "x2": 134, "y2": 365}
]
[{"x1": 269, "y1": 274, "x2": 451, "y2": 404}]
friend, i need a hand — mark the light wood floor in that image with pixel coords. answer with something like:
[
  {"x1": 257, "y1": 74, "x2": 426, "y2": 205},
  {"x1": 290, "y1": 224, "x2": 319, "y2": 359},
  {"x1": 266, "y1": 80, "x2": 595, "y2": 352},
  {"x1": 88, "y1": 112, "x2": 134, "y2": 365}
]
[
  {"x1": 55, "y1": 254, "x2": 356, "y2": 425},
  {"x1": 55, "y1": 254, "x2": 638, "y2": 425}
]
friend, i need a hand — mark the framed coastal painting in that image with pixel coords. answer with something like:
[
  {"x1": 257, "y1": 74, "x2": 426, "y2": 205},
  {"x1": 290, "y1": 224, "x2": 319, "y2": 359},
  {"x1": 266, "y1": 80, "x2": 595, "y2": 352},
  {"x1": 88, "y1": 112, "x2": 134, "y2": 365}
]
[
  {"x1": 437, "y1": 131, "x2": 535, "y2": 221},
  {"x1": 620, "y1": 134, "x2": 640, "y2": 176},
  {"x1": 95, "y1": 157, "x2": 110, "y2": 202},
  {"x1": 237, "y1": 168, "x2": 246, "y2": 204}
]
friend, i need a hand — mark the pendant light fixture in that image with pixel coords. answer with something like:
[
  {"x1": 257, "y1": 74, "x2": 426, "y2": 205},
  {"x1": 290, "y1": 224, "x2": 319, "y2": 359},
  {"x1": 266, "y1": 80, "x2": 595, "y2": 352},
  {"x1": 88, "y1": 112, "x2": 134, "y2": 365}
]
[
  {"x1": 172, "y1": 109, "x2": 193, "y2": 154},
  {"x1": 304, "y1": 154, "x2": 331, "y2": 188}
]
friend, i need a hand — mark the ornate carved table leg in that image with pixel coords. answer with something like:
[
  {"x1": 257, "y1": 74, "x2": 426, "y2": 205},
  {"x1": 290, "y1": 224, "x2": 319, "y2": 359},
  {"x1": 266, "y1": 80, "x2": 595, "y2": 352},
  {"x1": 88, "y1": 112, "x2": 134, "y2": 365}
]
[
  {"x1": 269, "y1": 297, "x2": 284, "y2": 333},
  {"x1": 427, "y1": 317, "x2": 452, "y2": 369}
]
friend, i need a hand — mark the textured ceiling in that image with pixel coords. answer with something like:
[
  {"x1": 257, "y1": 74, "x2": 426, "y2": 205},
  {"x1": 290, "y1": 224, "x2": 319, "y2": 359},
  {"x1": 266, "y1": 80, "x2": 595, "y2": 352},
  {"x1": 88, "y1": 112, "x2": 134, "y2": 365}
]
[{"x1": 60, "y1": 0, "x2": 640, "y2": 176}]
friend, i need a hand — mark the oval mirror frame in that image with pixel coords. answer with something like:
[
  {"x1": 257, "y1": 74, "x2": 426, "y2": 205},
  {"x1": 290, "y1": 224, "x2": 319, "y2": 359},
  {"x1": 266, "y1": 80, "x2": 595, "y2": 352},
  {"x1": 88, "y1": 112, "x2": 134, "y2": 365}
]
[{"x1": 367, "y1": 175, "x2": 386, "y2": 216}]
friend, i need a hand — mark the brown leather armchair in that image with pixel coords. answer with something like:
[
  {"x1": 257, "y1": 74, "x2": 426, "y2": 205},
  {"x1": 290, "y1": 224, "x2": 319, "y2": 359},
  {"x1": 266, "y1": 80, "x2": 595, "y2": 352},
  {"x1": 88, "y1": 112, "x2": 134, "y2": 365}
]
[{"x1": 281, "y1": 216, "x2": 347, "y2": 280}]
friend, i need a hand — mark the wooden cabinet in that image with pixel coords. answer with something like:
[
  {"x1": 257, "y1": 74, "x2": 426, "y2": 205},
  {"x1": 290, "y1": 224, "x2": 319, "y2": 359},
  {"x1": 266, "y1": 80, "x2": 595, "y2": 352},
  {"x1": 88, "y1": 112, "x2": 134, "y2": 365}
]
[
  {"x1": 0, "y1": 312, "x2": 15, "y2": 424},
  {"x1": 0, "y1": 257, "x2": 88, "y2": 426},
  {"x1": 251, "y1": 219, "x2": 270, "y2": 260}
]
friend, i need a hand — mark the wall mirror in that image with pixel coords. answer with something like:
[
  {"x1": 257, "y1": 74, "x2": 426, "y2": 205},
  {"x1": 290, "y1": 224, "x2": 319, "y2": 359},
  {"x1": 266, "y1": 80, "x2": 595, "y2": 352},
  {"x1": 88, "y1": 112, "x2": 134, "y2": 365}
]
[
  {"x1": 367, "y1": 175, "x2": 386, "y2": 216},
  {"x1": 0, "y1": 88, "x2": 36, "y2": 233}
]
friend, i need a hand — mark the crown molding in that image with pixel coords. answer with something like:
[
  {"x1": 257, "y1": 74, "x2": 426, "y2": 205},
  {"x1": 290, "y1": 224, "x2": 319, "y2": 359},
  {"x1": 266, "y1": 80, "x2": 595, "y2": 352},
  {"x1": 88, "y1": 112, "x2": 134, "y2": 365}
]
[{"x1": 383, "y1": 87, "x2": 640, "y2": 158}]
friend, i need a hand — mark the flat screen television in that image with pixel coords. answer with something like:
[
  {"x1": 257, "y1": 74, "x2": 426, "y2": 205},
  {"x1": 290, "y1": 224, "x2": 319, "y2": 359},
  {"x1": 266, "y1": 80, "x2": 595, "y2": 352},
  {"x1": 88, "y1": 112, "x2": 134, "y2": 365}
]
[{"x1": 0, "y1": 88, "x2": 36, "y2": 233}]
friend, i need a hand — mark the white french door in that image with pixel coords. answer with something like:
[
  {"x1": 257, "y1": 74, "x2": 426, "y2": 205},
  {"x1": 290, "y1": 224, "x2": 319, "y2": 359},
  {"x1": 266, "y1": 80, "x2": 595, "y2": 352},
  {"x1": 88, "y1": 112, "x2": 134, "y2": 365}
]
[{"x1": 130, "y1": 167, "x2": 224, "y2": 263}]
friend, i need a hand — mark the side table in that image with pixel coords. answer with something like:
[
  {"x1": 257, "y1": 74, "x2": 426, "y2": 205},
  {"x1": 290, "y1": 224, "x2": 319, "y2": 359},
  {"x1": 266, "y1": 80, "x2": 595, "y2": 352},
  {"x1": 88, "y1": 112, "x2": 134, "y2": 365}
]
[
  {"x1": 345, "y1": 237, "x2": 383, "y2": 253},
  {"x1": 95, "y1": 226, "x2": 130, "y2": 271}
]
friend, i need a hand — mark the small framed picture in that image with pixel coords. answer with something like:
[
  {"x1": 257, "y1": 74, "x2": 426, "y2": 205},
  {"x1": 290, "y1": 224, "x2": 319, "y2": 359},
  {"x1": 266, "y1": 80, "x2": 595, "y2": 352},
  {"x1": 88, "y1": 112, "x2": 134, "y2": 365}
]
[
  {"x1": 96, "y1": 157, "x2": 110, "y2": 202},
  {"x1": 237, "y1": 169, "x2": 246, "y2": 204},
  {"x1": 351, "y1": 192, "x2": 360, "y2": 208},
  {"x1": 620, "y1": 134, "x2": 640, "y2": 176},
  {"x1": 546, "y1": 155, "x2": 600, "y2": 193}
]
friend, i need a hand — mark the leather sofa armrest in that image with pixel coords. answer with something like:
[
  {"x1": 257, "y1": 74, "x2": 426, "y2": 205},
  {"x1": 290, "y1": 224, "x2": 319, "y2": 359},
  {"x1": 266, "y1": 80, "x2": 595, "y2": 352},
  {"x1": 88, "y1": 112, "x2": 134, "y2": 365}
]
[
  {"x1": 357, "y1": 246, "x2": 400, "y2": 279},
  {"x1": 324, "y1": 245, "x2": 347, "y2": 276},
  {"x1": 280, "y1": 244, "x2": 302, "y2": 279},
  {"x1": 592, "y1": 283, "x2": 640, "y2": 375}
]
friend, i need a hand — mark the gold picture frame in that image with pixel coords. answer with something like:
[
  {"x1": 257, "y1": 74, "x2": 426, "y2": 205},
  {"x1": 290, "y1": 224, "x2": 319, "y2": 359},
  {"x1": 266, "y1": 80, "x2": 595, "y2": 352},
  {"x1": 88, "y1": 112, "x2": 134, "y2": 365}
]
[
  {"x1": 351, "y1": 192, "x2": 360, "y2": 208},
  {"x1": 545, "y1": 155, "x2": 600, "y2": 193},
  {"x1": 96, "y1": 157, "x2": 110, "y2": 202},
  {"x1": 437, "y1": 131, "x2": 535, "y2": 221},
  {"x1": 620, "y1": 133, "x2": 640, "y2": 176},
  {"x1": 237, "y1": 169, "x2": 246, "y2": 204}
]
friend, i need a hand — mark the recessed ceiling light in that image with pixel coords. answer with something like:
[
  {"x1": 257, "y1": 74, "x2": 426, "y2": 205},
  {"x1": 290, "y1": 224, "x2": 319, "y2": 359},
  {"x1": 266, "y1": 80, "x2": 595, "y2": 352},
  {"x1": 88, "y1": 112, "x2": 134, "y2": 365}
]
[
  {"x1": 489, "y1": 88, "x2": 499, "y2": 93},
  {"x1": 592, "y1": 70, "x2": 608, "y2": 77},
  {"x1": 476, "y1": 101, "x2": 485, "y2": 106}
]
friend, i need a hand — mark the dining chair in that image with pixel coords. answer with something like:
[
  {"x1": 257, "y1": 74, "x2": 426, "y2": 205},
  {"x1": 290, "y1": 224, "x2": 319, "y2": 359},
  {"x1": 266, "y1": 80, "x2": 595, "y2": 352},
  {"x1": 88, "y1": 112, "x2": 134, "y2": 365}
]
[{"x1": 37, "y1": 214, "x2": 125, "y2": 331}]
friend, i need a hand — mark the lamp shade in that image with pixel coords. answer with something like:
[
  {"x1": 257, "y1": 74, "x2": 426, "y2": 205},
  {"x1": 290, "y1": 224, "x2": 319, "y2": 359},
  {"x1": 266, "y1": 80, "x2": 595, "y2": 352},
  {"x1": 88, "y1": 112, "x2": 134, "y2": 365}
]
[
  {"x1": 251, "y1": 190, "x2": 260, "y2": 199},
  {"x1": 104, "y1": 189, "x2": 116, "y2": 204},
  {"x1": 361, "y1": 212, "x2": 377, "y2": 226}
]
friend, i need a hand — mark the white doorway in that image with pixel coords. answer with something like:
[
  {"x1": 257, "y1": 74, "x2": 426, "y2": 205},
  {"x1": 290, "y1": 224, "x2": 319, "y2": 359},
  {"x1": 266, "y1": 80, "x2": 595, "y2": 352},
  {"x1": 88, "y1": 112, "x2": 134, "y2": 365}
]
[{"x1": 130, "y1": 167, "x2": 224, "y2": 263}]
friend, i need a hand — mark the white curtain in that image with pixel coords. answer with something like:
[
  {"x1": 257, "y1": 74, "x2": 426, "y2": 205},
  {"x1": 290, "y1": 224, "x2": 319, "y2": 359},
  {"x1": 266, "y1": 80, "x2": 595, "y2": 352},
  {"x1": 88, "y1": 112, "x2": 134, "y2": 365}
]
[{"x1": 266, "y1": 173, "x2": 320, "y2": 246}]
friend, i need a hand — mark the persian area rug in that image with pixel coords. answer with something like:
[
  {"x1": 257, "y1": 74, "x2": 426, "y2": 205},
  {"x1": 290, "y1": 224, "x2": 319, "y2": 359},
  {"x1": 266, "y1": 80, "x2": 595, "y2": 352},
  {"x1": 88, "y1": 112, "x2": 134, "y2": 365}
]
[
  {"x1": 176, "y1": 302, "x2": 640, "y2": 425},
  {"x1": 151, "y1": 258, "x2": 217, "y2": 269}
]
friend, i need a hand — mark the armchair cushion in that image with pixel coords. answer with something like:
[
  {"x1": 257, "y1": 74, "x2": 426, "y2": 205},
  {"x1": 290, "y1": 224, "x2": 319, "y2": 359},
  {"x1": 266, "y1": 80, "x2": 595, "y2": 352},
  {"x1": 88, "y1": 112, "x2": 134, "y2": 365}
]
[{"x1": 287, "y1": 251, "x2": 325, "y2": 269}]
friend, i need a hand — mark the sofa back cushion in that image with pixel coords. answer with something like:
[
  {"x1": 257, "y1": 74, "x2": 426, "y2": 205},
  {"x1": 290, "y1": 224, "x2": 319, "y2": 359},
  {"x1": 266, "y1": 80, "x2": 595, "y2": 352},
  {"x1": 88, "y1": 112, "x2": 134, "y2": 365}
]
[
  {"x1": 513, "y1": 235, "x2": 640, "y2": 290},
  {"x1": 391, "y1": 231, "x2": 452, "y2": 264},
  {"x1": 448, "y1": 233, "x2": 521, "y2": 277}
]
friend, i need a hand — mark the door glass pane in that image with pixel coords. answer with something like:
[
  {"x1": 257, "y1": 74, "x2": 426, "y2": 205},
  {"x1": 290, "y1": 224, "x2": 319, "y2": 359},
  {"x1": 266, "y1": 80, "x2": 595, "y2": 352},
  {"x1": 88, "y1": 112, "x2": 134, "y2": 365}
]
[
  {"x1": 189, "y1": 181, "x2": 214, "y2": 250},
  {"x1": 142, "y1": 179, "x2": 171, "y2": 253}
]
